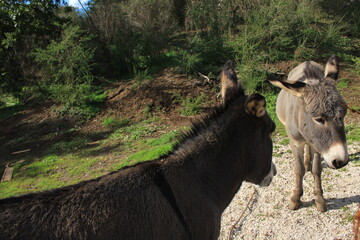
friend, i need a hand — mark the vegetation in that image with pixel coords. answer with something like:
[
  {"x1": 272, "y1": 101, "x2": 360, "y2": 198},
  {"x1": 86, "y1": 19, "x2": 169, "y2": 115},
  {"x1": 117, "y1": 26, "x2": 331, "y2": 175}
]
[
  {"x1": 0, "y1": 0, "x2": 359, "y2": 198},
  {"x1": 174, "y1": 93, "x2": 206, "y2": 116},
  {"x1": 0, "y1": 118, "x2": 181, "y2": 199}
]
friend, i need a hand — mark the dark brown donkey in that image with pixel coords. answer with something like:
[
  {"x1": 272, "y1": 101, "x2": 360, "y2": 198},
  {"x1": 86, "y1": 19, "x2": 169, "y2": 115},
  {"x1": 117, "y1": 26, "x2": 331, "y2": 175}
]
[
  {"x1": 270, "y1": 55, "x2": 348, "y2": 212},
  {"x1": 0, "y1": 61, "x2": 276, "y2": 240}
]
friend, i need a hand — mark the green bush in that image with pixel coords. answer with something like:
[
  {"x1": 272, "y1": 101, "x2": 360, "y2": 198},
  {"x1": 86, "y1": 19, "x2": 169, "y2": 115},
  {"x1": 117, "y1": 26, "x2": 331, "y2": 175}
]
[
  {"x1": 177, "y1": 34, "x2": 231, "y2": 75},
  {"x1": 50, "y1": 84, "x2": 106, "y2": 121},
  {"x1": 32, "y1": 24, "x2": 105, "y2": 120},
  {"x1": 33, "y1": 24, "x2": 94, "y2": 86},
  {"x1": 227, "y1": 0, "x2": 346, "y2": 63}
]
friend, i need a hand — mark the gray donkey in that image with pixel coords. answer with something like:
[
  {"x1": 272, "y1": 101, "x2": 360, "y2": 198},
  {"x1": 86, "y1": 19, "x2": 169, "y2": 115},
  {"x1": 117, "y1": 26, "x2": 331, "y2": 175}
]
[
  {"x1": 270, "y1": 55, "x2": 348, "y2": 212},
  {"x1": 0, "y1": 61, "x2": 276, "y2": 239}
]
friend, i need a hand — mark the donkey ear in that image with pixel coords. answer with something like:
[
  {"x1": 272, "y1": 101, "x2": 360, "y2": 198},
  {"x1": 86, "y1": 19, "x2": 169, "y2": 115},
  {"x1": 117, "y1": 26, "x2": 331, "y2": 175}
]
[
  {"x1": 269, "y1": 79, "x2": 306, "y2": 97},
  {"x1": 324, "y1": 55, "x2": 339, "y2": 81},
  {"x1": 245, "y1": 93, "x2": 266, "y2": 117},
  {"x1": 220, "y1": 60, "x2": 244, "y2": 104}
]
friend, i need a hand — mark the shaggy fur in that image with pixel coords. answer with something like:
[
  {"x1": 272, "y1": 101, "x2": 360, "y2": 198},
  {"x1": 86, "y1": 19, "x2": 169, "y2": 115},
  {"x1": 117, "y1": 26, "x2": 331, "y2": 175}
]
[{"x1": 0, "y1": 68, "x2": 276, "y2": 239}]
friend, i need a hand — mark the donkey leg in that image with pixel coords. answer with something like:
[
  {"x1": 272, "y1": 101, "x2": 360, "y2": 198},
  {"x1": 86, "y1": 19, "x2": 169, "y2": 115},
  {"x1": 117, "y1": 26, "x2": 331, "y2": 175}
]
[
  {"x1": 289, "y1": 143, "x2": 305, "y2": 210},
  {"x1": 312, "y1": 151, "x2": 326, "y2": 212},
  {"x1": 304, "y1": 144, "x2": 312, "y2": 172}
]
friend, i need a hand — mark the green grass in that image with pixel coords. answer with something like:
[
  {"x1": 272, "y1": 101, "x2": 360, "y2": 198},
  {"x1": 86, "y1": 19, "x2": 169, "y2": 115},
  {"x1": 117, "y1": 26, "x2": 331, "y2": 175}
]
[
  {"x1": 345, "y1": 124, "x2": 360, "y2": 144},
  {"x1": 174, "y1": 93, "x2": 206, "y2": 116},
  {"x1": 337, "y1": 78, "x2": 352, "y2": 90},
  {"x1": 262, "y1": 92, "x2": 287, "y2": 137},
  {"x1": 102, "y1": 117, "x2": 131, "y2": 129},
  {"x1": 0, "y1": 117, "x2": 183, "y2": 199},
  {"x1": 126, "y1": 130, "x2": 179, "y2": 163}
]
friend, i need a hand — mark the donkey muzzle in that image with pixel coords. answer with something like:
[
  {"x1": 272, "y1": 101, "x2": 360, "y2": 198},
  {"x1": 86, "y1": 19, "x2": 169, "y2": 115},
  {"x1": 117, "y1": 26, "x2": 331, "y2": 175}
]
[
  {"x1": 259, "y1": 163, "x2": 277, "y2": 187},
  {"x1": 322, "y1": 143, "x2": 349, "y2": 169}
]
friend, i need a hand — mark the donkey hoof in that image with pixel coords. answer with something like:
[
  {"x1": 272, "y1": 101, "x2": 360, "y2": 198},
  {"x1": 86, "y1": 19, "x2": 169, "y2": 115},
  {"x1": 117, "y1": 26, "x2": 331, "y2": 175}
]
[
  {"x1": 315, "y1": 202, "x2": 327, "y2": 212},
  {"x1": 289, "y1": 201, "x2": 302, "y2": 210}
]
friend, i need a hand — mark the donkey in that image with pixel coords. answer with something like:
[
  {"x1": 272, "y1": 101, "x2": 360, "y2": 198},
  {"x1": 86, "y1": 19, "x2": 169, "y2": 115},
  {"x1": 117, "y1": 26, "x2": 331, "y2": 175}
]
[
  {"x1": 270, "y1": 55, "x2": 348, "y2": 212},
  {"x1": 0, "y1": 61, "x2": 276, "y2": 240}
]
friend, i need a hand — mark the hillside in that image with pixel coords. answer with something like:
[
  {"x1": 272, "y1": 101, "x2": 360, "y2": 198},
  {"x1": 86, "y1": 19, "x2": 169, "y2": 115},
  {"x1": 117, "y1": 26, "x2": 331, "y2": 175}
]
[{"x1": 0, "y1": 67, "x2": 218, "y2": 197}]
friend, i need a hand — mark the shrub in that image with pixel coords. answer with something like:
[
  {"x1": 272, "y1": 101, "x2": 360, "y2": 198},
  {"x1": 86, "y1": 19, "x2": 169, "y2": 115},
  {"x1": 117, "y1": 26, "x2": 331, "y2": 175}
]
[
  {"x1": 32, "y1": 24, "x2": 105, "y2": 120},
  {"x1": 123, "y1": 0, "x2": 177, "y2": 70},
  {"x1": 227, "y1": 0, "x2": 346, "y2": 63}
]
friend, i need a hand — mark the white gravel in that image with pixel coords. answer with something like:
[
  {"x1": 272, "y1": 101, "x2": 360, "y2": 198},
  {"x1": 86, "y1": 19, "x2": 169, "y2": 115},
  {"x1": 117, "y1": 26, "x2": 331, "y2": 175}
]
[{"x1": 219, "y1": 136, "x2": 360, "y2": 240}]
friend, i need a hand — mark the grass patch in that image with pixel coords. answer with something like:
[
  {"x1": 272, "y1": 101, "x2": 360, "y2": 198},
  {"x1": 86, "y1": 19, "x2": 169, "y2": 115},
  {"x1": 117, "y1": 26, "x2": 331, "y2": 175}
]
[
  {"x1": 337, "y1": 78, "x2": 352, "y2": 90},
  {"x1": 127, "y1": 130, "x2": 179, "y2": 163},
  {"x1": 345, "y1": 124, "x2": 360, "y2": 144},
  {"x1": 0, "y1": 153, "x2": 102, "y2": 199},
  {"x1": 102, "y1": 117, "x2": 131, "y2": 129},
  {"x1": 109, "y1": 121, "x2": 160, "y2": 143},
  {"x1": 46, "y1": 136, "x2": 89, "y2": 155},
  {"x1": 262, "y1": 92, "x2": 287, "y2": 137},
  {"x1": 0, "y1": 117, "x2": 184, "y2": 199},
  {"x1": 174, "y1": 93, "x2": 205, "y2": 116}
]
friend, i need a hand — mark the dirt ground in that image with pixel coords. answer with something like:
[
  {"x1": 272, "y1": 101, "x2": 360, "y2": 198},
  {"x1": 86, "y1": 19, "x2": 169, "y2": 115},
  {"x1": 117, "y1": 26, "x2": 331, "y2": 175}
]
[{"x1": 219, "y1": 136, "x2": 360, "y2": 240}]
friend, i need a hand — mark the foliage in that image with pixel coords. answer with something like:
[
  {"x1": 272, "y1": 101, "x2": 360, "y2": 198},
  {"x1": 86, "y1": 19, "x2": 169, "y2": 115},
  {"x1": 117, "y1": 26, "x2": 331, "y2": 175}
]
[
  {"x1": 88, "y1": 0, "x2": 177, "y2": 75},
  {"x1": 227, "y1": 0, "x2": 346, "y2": 63},
  {"x1": 32, "y1": 24, "x2": 94, "y2": 87},
  {"x1": 174, "y1": 93, "x2": 206, "y2": 116},
  {"x1": 352, "y1": 56, "x2": 360, "y2": 76},
  {"x1": 0, "y1": 0, "x2": 64, "y2": 100},
  {"x1": 32, "y1": 24, "x2": 105, "y2": 120},
  {"x1": 321, "y1": 0, "x2": 360, "y2": 38}
]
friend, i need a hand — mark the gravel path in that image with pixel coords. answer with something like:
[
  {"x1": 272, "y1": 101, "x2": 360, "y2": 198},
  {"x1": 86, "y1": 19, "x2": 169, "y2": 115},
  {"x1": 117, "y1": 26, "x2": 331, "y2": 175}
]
[{"x1": 219, "y1": 136, "x2": 360, "y2": 240}]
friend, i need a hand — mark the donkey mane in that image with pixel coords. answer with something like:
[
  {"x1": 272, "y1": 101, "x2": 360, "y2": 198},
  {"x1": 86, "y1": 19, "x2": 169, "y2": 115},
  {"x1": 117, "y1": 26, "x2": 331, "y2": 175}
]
[{"x1": 172, "y1": 93, "x2": 245, "y2": 152}]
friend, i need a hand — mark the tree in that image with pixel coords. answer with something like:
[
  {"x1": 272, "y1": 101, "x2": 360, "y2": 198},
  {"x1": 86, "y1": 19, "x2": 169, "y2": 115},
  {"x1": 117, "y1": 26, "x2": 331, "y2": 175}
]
[{"x1": 0, "y1": 0, "x2": 64, "y2": 101}]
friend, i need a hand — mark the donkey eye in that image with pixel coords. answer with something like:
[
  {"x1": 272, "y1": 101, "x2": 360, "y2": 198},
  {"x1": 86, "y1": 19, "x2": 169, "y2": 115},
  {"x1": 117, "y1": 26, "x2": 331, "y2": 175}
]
[{"x1": 314, "y1": 117, "x2": 325, "y2": 125}]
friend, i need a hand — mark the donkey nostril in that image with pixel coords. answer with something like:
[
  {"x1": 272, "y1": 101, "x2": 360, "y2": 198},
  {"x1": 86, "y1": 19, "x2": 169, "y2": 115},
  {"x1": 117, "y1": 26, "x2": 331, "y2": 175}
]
[
  {"x1": 332, "y1": 159, "x2": 348, "y2": 169},
  {"x1": 332, "y1": 160, "x2": 340, "y2": 169}
]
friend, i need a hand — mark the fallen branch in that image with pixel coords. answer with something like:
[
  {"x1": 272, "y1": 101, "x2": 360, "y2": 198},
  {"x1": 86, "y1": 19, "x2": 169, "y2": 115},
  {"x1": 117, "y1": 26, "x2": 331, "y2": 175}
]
[
  {"x1": 197, "y1": 72, "x2": 212, "y2": 84},
  {"x1": 11, "y1": 149, "x2": 31, "y2": 155},
  {"x1": 228, "y1": 187, "x2": 258, "y2": 240},
  {"x1": 341, "y1": 102, "x2": 360, "y2": 115},
  {"x1": 87, "y1": 141, "x2": 100, "y2": 146}
]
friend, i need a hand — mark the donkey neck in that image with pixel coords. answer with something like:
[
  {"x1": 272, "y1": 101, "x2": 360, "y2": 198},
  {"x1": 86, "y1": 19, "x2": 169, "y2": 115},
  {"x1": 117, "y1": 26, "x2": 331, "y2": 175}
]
[{"x1": 169, "y1": 98, "x2": 249, "y2": 210}]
